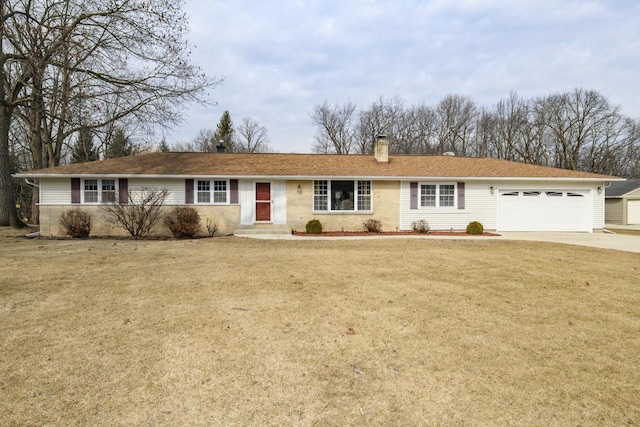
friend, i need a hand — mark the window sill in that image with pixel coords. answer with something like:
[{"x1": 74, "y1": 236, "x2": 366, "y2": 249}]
[
  {"x1": 312, "y1": 210, "x2": 374, "y2": 215},
  {"x1": 419, "y1": 206, "x2": 457, "y2": 210}
]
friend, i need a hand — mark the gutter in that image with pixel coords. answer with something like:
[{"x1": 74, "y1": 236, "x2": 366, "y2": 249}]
[{"x1": 12, "y1": 173, "x2": 626, "y2": 182}]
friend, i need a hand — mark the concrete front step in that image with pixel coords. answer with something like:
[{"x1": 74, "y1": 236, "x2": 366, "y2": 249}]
[{"x1": 234, "y1": 224, "x2": 292, "y2": 235}]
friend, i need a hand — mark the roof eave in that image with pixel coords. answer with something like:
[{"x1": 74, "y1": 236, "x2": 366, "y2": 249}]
[{"x1": 13, "y1": 173, "x2": 622, "y2": 181}]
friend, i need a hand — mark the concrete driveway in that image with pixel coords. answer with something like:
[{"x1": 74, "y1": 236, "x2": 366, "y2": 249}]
[
  {"x1": 497, "y1": 231, "x2": 640, "y2": 254},
  {"x1": 244, "y1": 229, "x2": 640, "y2": 253}
]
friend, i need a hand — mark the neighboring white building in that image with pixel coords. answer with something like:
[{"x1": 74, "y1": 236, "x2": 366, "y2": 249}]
[{"x1": 605, "y1": 178, "x2": 640, "y2": 225}]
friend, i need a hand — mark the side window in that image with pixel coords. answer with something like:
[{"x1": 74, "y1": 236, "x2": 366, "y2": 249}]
[
  {"x1": 314, "y1": 180, "x2": 328, "y2": 211},
  {"x1": 197, "y1": 180, "x2": 211, "y2": 203},
  {"x1": 213, "y1": 180, "x2": 227, "y2": 203},
  {"x1": 439, "y1": 184, "x2": 455, "y2": 207},
  {"x1": 83, "y1": 179, "x2": 118, "y2": 203},
  {"x1": 196, "y1": 179, "x2": 229, "y2": 204},
  {"x1": 84, "y1": 180, "x2": 98, "y2": 203},
  {"x1": 419, "y1": 183, "x2": 456, "y2": 208},
  {"x1": 313, "y1": 180, "x2": 372, "y2": 211},
  {"x1": 420, "y1": 185, "x2": 436, "y2": 207},
  {"x1": 102, "y1": 180, "x2": 116, "y2": 203}
]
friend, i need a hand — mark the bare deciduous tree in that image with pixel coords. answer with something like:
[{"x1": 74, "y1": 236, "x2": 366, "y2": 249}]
[
  {"x1": 1, "y1": 0, "x2": 218, "y2": 226},
  {"x1": 236, "y1": 117, "x2": 270, "y2": 153},
  {"x1": 355, "y1": 96, "x2": 404, "y2": 154},
  {"x1": 102, "y1": 187, "x2": 168, "y2": 238},
  {"x1": 435, "y1": 94, "x2": 477, "y2": 156},
  {"x1": 310, "y1": 100, "x2": 357, "y2": 154}
]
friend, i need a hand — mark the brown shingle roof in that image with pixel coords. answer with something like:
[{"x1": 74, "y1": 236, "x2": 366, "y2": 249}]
[{"x1": 16, "y1": 152, "x2": 618, "y2": 180}]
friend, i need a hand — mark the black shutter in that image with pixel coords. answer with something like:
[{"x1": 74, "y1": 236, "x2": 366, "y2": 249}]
[
  {"x1": 457, "y1": 182, "x2": 465, "y2": 209},
  {"x1": 185, "y1": 179, "x2": 194, "y2": 204},
  {"x1": 71, "y1": 178, "x2": 81, "y2": 204},
  {"x1": 410, "y1": 182, "x2": 418, "y2": 209},
  {"x1": 119, "y1": 178, "x2": 128, "y2": 204},
  {"x1": 230, "y1": 179, "x2": 238, "y2": 204}
]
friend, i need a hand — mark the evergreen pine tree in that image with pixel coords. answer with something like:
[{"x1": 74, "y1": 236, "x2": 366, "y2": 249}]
[
  {"x1": 158, "y1": 138, "x2": 170, "y2": 152},
  {"x1": 105, "y1": 127, "x2": 134, "y2": 158},
  {"x1": 214, "y1": 111, "x2": 235, "y2": 151},
  {"x1": 71, "y1": 127, "x2": 99, "y2": 163}
]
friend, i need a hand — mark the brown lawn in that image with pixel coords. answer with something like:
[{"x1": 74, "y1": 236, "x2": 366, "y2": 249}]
[{"x1": 1, "y1": 228, "x2": 639, "y2": 426}]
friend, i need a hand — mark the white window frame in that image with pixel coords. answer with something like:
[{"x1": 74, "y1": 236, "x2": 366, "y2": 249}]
[
  {"x1": 419, "y1": 182, "x2": 457, "y2": 209},
  {"x1": 195, "y1": 179, "x2": 229, "y2": 205},
  {"x1": 82, "y1": 178, "x2": 117, "y2": 204},
  {"x1": 313, "y1": 180, "x2": 373, "y2": 212}
]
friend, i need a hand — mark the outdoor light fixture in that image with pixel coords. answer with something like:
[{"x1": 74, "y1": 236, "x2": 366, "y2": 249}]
[
  {"x1": 490, "y1": 186, "x2": 495, "y2": 194},
  {"x1": 597, "y1": 186, "x2": 603, "y2": 194},
  {"x1": 297, "y1": 184, "x2": 302, "y2": 194}
]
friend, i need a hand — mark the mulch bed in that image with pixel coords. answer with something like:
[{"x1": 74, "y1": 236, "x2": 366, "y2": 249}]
[{"x1": 293, "y1": 230, "x2": 501, "y2": 237}]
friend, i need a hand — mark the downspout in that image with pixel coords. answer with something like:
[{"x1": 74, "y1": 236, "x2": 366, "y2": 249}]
[
  {"x1": 601, "y1": 181, "x2": 614, "y2": 233},
  {"x1": 25, "y1": 178, "x2": 40, "y2": 188}
]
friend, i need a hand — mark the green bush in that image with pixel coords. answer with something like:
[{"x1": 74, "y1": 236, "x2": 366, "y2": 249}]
[
  {"x1": 164, "y1": 206, "x2": 202, "y2": 238},
  {"x1": 305, "y1": 219, "x2": 323, "y2": 234},
  {"x1": 363, "y1": 219, "x2": 382, "y2": 233},
  {"x1": 466, "y1": 221, "x2": 484, "y2": 235},
  {"x1": 59, "y1": 208, "x2": 91, "y2": 238}
]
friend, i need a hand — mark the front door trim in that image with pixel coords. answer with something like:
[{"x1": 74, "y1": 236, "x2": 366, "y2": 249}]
[{"x1": 255, "y1": 182, "x2": 272, "y2": 222}]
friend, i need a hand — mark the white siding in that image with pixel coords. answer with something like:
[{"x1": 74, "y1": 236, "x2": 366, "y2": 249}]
[
  {"x1": 272, "y1": 180, "x2": 287, "y2": 225},
  {"x1": 40, "y1": 178, "x2": 71, "y2": 204},
  {"x1": 128, "y1": 178, "x2": 185, "y2": 205},
  {"x1": 592, "y1": 186, "x2": 605, "y2": 229},
  {"x1": 400, "y1": 181, "x2": 496, "y2": 231},
  {"x1": 400, "y1": 180, "x2": 603, "y2": 232},
  {"x1": 239, "y1": 180, "x2": 254, "y2": 225},
  {"x1": 40, "y1": 178, "x2": 187, "y2": 205},
  {"x1": 239, "y1": 179, "x2": 287, "y2": 225}
]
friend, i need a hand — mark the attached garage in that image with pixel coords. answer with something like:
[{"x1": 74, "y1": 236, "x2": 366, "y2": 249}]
[{"x1": 498, "y1": 190, "x2": 591, "y2": 232}]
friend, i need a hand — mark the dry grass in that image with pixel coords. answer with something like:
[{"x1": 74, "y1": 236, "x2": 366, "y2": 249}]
[{"x1": 1, "y1": 228, "x2": 639, "y2": 426}]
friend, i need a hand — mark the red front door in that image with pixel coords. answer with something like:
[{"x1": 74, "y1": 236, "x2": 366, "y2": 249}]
[{"x1": 255, "y1": 182, "x2": 271, "y2": 221}]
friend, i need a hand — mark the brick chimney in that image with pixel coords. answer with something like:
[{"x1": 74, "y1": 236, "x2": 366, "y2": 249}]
[{"x1": 374, "y1": 135, "x2": 389, "y2": 163}]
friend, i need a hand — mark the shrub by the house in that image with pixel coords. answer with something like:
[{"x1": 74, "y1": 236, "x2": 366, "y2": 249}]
[
  {"x1": 206, "y1": 218, "x2": 219, "y2": 237},
  {"x1": 164, "y1": 207, "x2": 202, "y2": 238},
  {"x1": 102, "y1": 187, "x2": 168, "y2": 238},
  {"x1": 305, "y1": 219, "x2": 323, "y2": 234},
  {"x1": 412, "y1": 219, "x2": 430, "y2": 234},
  {"x1": 363, "y1": 219, "x2": 382, "y2": 233},
  {"x1": 466, "y1": 221, "x2": 484, "y2": 235},
  {"x1": 59, "y1": 208, "x2": 91, "y2": 238}
]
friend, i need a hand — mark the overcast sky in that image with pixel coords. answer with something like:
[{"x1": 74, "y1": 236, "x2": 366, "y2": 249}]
[{"x1": 176, "y1": 0, "x2": 640, "y2": 153}]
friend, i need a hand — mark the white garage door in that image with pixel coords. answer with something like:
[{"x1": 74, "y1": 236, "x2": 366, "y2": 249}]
[
  {"x1": 628, "y1": 200, "x2": 640, "y2": 224},
  {"x1": 498, "y1": 190, "x2": 590, "y2": 232}
]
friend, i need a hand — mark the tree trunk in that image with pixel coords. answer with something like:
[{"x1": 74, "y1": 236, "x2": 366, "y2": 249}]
[{"x1": 0, "y1": 108, "x2": 25, "y2": 228}]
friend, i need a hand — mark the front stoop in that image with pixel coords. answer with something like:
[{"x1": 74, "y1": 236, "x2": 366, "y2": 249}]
[{"x1": 234, "y1": 223, "x2": 292, "y2": 236}]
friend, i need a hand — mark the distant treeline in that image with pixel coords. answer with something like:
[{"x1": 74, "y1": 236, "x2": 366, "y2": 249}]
[{"x1": 310, "y1": 88, "x2": 640, "y2": 177}]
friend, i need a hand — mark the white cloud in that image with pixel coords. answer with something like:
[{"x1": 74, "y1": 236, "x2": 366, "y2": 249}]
[{"x1": 175, "y1": 0, "x2": 640, "y2": 152}]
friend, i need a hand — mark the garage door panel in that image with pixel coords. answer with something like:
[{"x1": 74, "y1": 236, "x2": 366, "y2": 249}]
[
  {"x1": 498, "y1": 190, "x2": 590, "y2": 232},
  {"x1": 628, "y1": 200, "x2": 640, "y2": 224}
]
